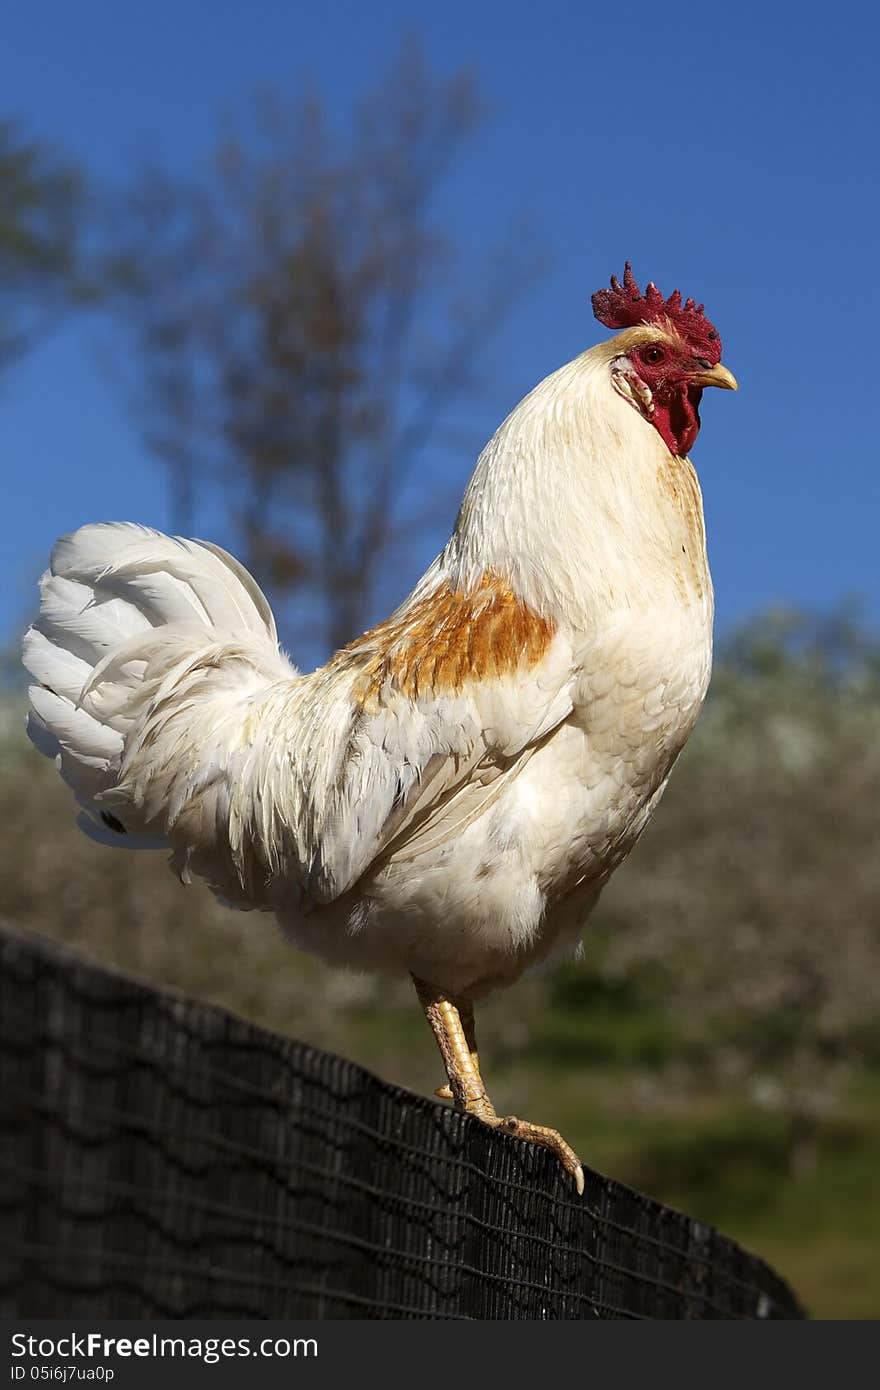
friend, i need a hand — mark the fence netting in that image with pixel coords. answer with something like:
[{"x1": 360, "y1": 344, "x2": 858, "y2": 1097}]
[{"x1": 0, "y1": 924, "x2": 803, "y2": 1319}]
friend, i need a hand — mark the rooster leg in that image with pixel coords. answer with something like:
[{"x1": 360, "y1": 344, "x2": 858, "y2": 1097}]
[
  {"x1": 412, "y1": 975, "x2": 585, "y2": 1195},
  {"x1": 433, "y1": 997, "x2": 478, "y2": 1101}
]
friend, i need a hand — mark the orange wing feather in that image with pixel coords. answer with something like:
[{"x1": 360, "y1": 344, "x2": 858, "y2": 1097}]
[{"x1": 334, "y1": 573, "x2": 557, "y2": 709}]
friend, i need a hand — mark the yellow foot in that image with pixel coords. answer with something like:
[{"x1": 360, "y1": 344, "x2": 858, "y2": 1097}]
[
  {"x1": 413, "y1": 977, "x2": 584, "y2": 1195},
  {"x1": 461, "y1": 1100, "x2": 584, "y2": 1195},
  {"x1": 486, "y1": 1114, "x2": 585, "y2": 1196}
]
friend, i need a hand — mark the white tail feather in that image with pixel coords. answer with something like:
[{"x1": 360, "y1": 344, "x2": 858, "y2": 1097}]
[{"x1": 23, "y1": 522, "x2": 291, "y2": 852}]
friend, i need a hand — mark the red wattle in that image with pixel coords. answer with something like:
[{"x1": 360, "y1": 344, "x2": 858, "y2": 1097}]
[{"x1": 651, "y1": 385, "x2": 703, "y2": 458}]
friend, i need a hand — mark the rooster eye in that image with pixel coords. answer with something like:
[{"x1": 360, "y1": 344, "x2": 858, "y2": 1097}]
[{"x1": 643, "y1": 346, "x2": 665, "y2": 364}]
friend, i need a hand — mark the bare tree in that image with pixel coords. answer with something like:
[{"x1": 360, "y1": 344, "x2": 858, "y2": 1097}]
[
  {"x1": 101, "y1": 44, "x2": 543, "y2": 656},
  {"x1": 0, "y1": 120, "x2": 88, "y2": 376}
]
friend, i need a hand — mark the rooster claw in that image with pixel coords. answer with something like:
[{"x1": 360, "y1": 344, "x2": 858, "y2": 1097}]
[
  {"x1": 458, "y1": 1106, "x2": 583, "y2": 1195},
  {"x1": 436, "y1": 1087, "x2": 584, "y2": 1193},
  {"x1": 488, "y1": 1113, "x2": 585, "y2": 1196}
]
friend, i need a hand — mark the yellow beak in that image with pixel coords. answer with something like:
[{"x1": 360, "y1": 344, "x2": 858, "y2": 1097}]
[{"x1": 692, "y1": 362, "x2": 738, "y2": 391}]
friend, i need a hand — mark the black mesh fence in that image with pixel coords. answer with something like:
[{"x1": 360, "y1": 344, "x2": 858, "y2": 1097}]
[{"x1": 0, "y1": 924, "x2": 804, "y2": 1319}]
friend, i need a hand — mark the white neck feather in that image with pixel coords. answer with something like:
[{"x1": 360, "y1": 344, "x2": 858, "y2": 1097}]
[{"x1": 439, "y1": 337, "x2": 713, "y2": 630}]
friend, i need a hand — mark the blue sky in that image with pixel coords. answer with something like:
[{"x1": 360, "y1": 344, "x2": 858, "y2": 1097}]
[{"x1": 3, "y1": 1, "x2": 878, "y2": 657}]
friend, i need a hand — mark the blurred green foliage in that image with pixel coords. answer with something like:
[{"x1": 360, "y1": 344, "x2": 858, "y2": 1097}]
[{"x1": 2, "y1": 607, "x2": 879, "y2": 1318}]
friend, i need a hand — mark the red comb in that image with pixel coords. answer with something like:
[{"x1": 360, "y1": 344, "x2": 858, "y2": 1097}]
[{"x1": 591, "y1": 263, "x2": 722, "y2": 363}]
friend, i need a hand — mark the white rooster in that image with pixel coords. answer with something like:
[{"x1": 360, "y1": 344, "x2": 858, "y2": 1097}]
[{"x1": 23, "y1": 265, "x2": 737, "y2": 1192}]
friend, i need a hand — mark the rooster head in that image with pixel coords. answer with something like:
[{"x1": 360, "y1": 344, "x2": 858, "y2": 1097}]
[{"x1": 592, "y1": 263, "x2": 737, "y2": 458}]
